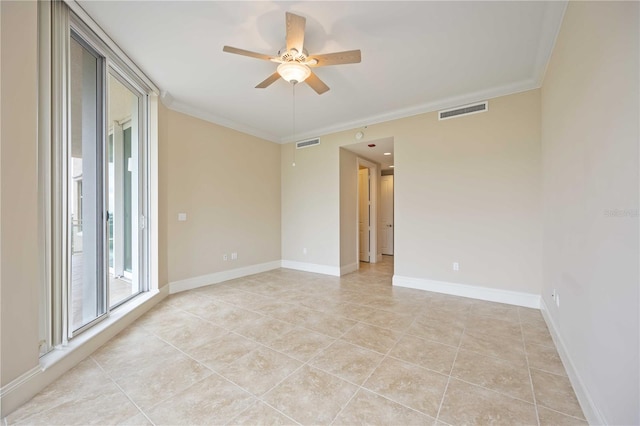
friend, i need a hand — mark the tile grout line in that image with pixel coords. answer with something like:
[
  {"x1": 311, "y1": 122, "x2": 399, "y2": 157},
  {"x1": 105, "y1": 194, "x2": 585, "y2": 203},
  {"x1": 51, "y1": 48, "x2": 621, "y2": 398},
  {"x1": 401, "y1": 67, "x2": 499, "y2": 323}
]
[
  {"x1": 141, "y1": 291, "x2": 540, "y2": 424},
  {"x1": 153, "y1": 300, "x2": 365, "y2": 424},
  {"x1": 4, "y1": 398, "x2": 62, "y2": 425},
  {"x1": 89, "y1": 355, "x2": 158, "y2": 426},
  {"x1": 172, "y1": 286, "x2": 413, "y2": 342},
  {"x1": 518, "y1": 308, "x2": 542, "y2": 426},
  {"x1": 250, "y1": 319, "x2": 362, "y2": 421},
  {"x1": 157, "y1": 284, "x2": 380, "y2": 422},
  {"x1": 101, "y1": 328, "x2": 257, "y2": 423},
  {"x1": 433, "y1": 316, "x2": 465, "y2": 424},
  {"x1": 7, "y1": 355, "x2": 151, "y2": 426},
  {"x1": 535, "y1": 405, "x2": 589, "y2": 422},
  {"x1": 223, "y1": 398, "x2": 301, "y2": 426},
  {"x1": 329, "y1": 307, "x2": 438, "y2": 424},
  {"x1": 172, "y1": 307, "x2": 365, "y2": 425},
  {"x1": 195, "y1": 276, "x2": 426, "y2": 329}
]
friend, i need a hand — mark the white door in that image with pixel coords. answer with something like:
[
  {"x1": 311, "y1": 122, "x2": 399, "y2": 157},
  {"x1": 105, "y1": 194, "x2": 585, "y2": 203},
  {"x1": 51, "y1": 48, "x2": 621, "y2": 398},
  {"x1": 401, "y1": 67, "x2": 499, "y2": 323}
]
[
  {"x1": 358, "y1": 168, "x2": 370, "y2": 262},
  {"x1": 381, "y1": 175, "x2": 394, "y2": 255}
]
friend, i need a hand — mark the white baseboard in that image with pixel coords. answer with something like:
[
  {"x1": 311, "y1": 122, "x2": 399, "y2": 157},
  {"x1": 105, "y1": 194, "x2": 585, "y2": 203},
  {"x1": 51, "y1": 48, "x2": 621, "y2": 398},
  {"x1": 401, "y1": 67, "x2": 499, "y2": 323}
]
[
  {"x1": 0, "y1": 286, "x2": 168, "y2": 417},
  {"x1": 281, "y1": 260, "x2": 341, "y2": 277},
  {"x1": 169, "y1": 261, "x2": 282, "y2": 294},
  {"x1": 392, "y1": 275, "x2": 541, "y2": 309},
  {"x1": 540, "y1": 298, "x2": 605, "y2": 425},
  {"x1": 0, "y1": 366, "x2": 43, "y2": 400},
  {"x1": 340, "y1": 262, "x2": 358, "y2": 276}
]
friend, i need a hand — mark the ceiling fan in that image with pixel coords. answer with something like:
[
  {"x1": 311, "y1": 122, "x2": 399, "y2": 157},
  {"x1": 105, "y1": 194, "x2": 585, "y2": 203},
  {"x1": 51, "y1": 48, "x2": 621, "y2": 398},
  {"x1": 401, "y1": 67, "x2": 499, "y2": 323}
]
[{"x1": 223, "y1": 12, "x2": 361, "y2": 95}]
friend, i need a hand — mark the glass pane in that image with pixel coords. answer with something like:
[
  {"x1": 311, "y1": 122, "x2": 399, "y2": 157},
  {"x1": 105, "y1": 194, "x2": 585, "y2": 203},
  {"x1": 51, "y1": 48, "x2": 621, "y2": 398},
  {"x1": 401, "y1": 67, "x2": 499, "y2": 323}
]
[
  {"x1": 107, "y1": 74, "x2": 140, "y2": 307},
  {"x1": 69, "y1": 36, "x2": 105, "y2": 332}
]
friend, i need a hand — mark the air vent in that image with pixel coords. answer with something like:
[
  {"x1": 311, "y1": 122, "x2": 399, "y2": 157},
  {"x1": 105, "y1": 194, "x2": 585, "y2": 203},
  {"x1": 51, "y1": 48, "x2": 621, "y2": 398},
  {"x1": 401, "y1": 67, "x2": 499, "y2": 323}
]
[
  {"x1": 439, "y1": 101, "x2": 488, "y2": 121},
  {"x1": 296, "y1": 138, "x2": 320, "y2": 149}
]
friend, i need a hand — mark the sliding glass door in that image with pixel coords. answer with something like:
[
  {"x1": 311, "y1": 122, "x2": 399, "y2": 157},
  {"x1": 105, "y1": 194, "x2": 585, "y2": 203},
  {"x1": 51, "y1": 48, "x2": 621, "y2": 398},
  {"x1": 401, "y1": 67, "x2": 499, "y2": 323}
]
[
  {"x1": 69, "y1": 34, "x2": 106, "y2": 332},
  {"x1": 68, "y1": 26, "x2": 146, "y2": 337},
  {"x1": 107, "y1": 73, "x2": 142, "y2": 308}
]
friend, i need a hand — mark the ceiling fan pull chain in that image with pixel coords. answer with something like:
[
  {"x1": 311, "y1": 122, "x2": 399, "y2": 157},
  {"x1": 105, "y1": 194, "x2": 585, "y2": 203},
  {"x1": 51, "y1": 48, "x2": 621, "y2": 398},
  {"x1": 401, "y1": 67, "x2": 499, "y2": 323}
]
[{"x1": 292, "y1": 83, "x2": 296, "y2": 167}]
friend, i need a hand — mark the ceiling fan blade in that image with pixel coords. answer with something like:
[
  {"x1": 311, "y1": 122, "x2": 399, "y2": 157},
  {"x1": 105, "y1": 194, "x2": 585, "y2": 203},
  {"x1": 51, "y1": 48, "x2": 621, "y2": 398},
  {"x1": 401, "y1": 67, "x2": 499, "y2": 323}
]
[
  {"x1": 286, "y1": 12, "x2": 306, "y2": 54},
  {"x1": 255, "y1": 72, "x2": 281, "y2": 89},
  {"x1": 305, "y1": 71, "x2": 330, "y2": 95},
  {"x1": 308, "y1": 50, "x2": 362, "y2": 67},
  {"x1": 223, "y1": 46, "x2": 275, "y2": 61}
]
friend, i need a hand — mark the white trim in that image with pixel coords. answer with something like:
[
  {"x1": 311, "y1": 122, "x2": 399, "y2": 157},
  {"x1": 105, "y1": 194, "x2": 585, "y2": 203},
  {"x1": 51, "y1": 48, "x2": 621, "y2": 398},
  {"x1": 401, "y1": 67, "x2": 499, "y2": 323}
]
[
  {"x1": 280, "y1": 260, "x2": 341, "y2": 277},
  {"x1": 0, "y1": 366, "x2": 43, "y2": 399},
  {"x1": 540, "y1": 298, "x2": 605, "y2": 425},
  {"x1": 166, "y1": 80, "x2": 541, "y2": 145},
  {"x1": 0, "y1": 287, "x2": 168, "y2": 417},
  {"x1": 282, "y1": 79, "x2": 538, "y2": 143},
  {"x1": 167, "y1": 101, "x2": 280, "y2": 143},
  {"x1": 169, "y1": 261, "x2": 281, "y2": 294},
  {"x1": 340, "y1": 262, "x2": 358, "y2": 276},
  {"x1": 37, "y1": 0, "x2": 53, "y2": 356},
  {"x1": 533, "y1": 1, "x2": 569, "y2": 87},
  {"x1": 148, "y1": 94, "x2": 159, "y2": 292},
  {"x1": 392, "y1": 275, "x2": 541, "y2": 308}
]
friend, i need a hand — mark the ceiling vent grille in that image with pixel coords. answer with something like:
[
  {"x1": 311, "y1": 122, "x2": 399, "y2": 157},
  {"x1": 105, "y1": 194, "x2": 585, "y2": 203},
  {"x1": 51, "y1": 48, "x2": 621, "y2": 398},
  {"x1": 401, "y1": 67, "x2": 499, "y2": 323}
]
[
  {"x1": 439, "y1": 101, "x2": 488, "y2": 121},
  {"x1": 296, "y1": 138, "x2": 320, "y2": 149}
]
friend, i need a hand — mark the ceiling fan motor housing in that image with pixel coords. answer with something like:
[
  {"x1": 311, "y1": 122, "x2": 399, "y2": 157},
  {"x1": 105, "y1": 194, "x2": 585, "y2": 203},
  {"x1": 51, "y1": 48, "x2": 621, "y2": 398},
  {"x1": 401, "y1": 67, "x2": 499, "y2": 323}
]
[{"x1": 278, "y1": 47, "x2": 308, "y2": 63}]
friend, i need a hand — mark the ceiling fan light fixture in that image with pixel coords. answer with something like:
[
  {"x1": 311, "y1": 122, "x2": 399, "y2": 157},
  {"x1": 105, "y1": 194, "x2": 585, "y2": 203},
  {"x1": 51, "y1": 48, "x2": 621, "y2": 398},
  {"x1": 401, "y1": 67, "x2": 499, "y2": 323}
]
[{"x1": 277, "y1": 61, "x2": 311, "y2": 84}]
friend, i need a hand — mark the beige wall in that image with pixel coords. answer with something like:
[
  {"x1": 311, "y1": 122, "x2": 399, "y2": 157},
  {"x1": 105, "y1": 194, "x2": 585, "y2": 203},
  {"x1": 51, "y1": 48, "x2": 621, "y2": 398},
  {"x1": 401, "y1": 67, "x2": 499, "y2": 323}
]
[
  {"x1": 339, "y1": 148, "x2": 358, "y2": 269},
  {"x1": 0, "y1": 1, "x2": 41, "y2": 386},
  {"x1": 165, "y1": 109, "x2": 281, "y2": 284},
  {"x1": 158, "y1": 102, "x2": 169, "y2": 287},
  {"x1": 283, "y1": 89, "x2": 542, "y2": 295},
  {"x1": 541, "y1": 2, "x2": 639, "y2": 424},
  {"x1": 281, "y1": 141, "x2": 340, "y2": 267},
  {"x1": 395, "y1": 91, "x2": 541, "y2": 293}
]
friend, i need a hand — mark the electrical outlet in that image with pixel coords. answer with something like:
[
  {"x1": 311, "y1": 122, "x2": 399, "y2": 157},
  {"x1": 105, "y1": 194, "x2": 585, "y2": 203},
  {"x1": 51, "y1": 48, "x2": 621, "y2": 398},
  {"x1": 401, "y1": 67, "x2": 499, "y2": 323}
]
[
  {"x1": 231, "y1": 252, "x2": 237, "y2": 260},
  {"x1": 303, "y1": 248, "x2": 307, "y2": 255},
  {"x1": 453, "y1": 262, "x2": 460, "y2": 271},
  {"x1": 223, "y1": 254, "x2": 228, "y2": 261}
]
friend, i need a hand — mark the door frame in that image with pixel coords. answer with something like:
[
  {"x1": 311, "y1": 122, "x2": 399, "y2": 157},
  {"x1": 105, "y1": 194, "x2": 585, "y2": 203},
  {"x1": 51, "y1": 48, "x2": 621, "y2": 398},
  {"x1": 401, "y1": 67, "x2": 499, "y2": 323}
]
[
  {"x1": 380, "y1": 174, "x2": 394, "y2": 255},
  {"x1": 356, "y1": 157, "x2": 379, "y2": 266}
]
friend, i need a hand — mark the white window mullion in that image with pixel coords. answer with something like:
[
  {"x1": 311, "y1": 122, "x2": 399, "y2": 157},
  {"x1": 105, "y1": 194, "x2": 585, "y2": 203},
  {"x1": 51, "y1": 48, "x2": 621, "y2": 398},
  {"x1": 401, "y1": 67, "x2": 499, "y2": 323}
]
[
  {"x1": 37, "y1": 0, "x2": 53, "y2": 356},
  {"x1": 50, "y1": 0, "x2": 71, "y2": 347}
]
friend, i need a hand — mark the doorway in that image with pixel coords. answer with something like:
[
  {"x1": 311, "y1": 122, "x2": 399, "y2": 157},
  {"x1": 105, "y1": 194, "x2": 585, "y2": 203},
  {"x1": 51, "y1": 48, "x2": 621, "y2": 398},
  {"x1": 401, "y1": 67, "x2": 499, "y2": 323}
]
[
  {"x1": 358, "y1": 166, "x2": 370, "y2": 262},
  {"x1": 357, "y1": 157, "x2": 378, "y2": 265},
  {"x1": 380, "y1": 173, "x2": 394, "y2": 255},
  {"x1": 339, "y1": 137, "x2": 393, "y2": 275}
]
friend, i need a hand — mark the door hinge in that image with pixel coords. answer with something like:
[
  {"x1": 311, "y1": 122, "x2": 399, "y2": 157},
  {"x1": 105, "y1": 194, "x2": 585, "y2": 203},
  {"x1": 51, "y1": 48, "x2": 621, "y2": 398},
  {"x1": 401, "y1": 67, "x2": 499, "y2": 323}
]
[{"x1": 140, "y1": 215, "x2": 145, "y2": 230}]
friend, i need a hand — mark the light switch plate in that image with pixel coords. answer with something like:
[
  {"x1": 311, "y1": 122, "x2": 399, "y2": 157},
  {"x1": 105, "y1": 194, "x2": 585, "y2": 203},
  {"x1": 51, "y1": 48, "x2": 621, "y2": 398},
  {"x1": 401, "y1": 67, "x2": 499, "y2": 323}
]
[{"x1": 178, "y1": 213, "x2": 187, "y2": 221}]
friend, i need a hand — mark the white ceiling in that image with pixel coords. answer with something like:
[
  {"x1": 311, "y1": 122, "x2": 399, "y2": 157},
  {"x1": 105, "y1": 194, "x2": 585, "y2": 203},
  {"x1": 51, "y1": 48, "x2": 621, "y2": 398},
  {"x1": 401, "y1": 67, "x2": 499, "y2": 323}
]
[{"x1": 78, "y1": 1, "x2": 566, "y2": 144}]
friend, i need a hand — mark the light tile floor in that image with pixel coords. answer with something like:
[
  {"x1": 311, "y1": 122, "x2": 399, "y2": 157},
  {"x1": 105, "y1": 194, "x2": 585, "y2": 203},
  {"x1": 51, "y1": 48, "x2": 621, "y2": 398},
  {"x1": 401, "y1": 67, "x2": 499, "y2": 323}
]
[{"x1": 6, "y1": 257, "x2": 587, "y2": 425}]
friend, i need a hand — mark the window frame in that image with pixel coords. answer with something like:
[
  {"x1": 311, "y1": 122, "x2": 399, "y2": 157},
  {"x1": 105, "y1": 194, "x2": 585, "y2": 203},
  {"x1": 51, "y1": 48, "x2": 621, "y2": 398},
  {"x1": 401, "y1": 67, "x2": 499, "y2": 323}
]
[{"x1": 40, "y1": 0, "x2": 159, "y2": 354}]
